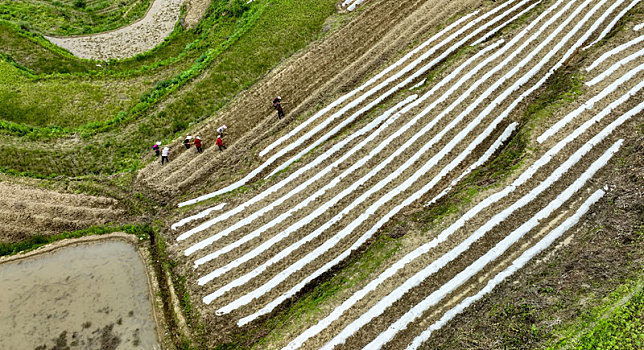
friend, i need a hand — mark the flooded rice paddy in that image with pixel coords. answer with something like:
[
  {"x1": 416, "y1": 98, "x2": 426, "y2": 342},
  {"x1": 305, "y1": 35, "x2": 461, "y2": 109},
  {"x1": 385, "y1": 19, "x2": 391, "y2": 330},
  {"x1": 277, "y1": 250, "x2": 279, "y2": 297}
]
[{"x1": 0, "y1": 239, "x2": 160, "y2": 349}]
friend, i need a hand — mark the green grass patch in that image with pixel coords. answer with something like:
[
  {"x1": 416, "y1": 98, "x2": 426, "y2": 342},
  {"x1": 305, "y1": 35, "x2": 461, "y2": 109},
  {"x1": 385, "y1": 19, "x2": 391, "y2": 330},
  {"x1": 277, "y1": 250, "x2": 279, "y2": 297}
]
[
  {"x1": 0, "y1": 0, "x2": 256, "y2": 133},
  {"x1": 0, "y1": 223, "x2": 152, "y2": 256},
  {"x1": 0, "y1": 18, "x2": 196, "y2": 76},
  {"x1": 576, "y1": 289, "x2": 644, "y2": 349},
  {"x1": 0, "y1": 0, "x2": 152, "y2": 35},
  {"x1": 0, "y1": 5, "x2": 243, "y2": 131},
  {"x1": 0, "y1": 55, "x2": 27, "y2": 83},
  {"x1": 0, "y1": 0, "x2": 339, "y2": 177},
  {"x1": 0, "y1": 21, "x2": 95, "y2": 74},
  {"x1": 0, "y1": 60, "x2": 152, "y2": 128},
  {"x1": 546, "y1": 275, "x2": 644, "y2": 350}
]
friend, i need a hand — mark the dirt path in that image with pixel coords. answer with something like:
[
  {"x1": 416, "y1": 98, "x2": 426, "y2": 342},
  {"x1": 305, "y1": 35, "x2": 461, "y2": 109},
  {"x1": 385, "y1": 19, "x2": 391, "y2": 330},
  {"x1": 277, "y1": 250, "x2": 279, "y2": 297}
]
[
  {"x1": 182, "y1": 0, "x2": 211, "y2": 28},
  {"x1": 44, "y1": 0, "x2": 183, "y2": 60}
]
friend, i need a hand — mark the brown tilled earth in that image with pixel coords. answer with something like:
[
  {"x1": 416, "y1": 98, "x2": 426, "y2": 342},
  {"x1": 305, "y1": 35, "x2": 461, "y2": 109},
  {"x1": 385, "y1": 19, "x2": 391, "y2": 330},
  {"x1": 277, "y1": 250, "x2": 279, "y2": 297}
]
[
  {"x1": 3, "y1": 0, "x2": 643, "y2": 349},
  {"x1": 419, "y1": 132, "x2": 644, "y2": 350},
  {"x1": 152, "y1": 0, "x2": 644, "y2": 347},
  {"x1": 0, "y1": 181, "x2": 127, "y2": 242},
  {"x1": 413, "y1": 20, "x2": 644, "y2": 349},
  {"x1": 137, "y1": 0, "x2": 486, "y2": 198}
]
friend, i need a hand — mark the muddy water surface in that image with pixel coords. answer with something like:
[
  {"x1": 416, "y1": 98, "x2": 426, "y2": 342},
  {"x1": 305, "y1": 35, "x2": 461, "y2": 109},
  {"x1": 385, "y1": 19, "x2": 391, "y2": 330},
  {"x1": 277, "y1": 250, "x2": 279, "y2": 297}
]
[{"x1": 0, "y1": 240, "x2": 160, "y2": 349}]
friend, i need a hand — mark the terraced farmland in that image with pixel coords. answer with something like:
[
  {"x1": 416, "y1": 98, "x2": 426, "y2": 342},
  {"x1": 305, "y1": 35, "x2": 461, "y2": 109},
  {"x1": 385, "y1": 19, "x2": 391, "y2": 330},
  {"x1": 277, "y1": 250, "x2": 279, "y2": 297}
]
[
  {"x1": 0, "y1": 181, "x2": 127, "y2": 242},
  {"x1": 0, "y1": 0, "x2": 152, "y2": 35},
  {"x1": 45, "y1": 0, "x2": 183, "y2": 60},
  {"x1": 1, "y1": 0, "x2": 643, "y2": 348},
  {"x1": 163, "y1": 0, "x2": 643, "y2": 348}
]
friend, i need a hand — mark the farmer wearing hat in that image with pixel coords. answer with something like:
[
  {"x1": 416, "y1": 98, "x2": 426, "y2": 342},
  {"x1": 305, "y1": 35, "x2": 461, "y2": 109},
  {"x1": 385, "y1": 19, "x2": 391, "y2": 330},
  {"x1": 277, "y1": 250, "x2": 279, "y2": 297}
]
[
  {"x1": 183, "y1": 135, "x2": 193, "y2": 149},
  {"x1": 194, "y1": 136, "x2": 203, "y2": 153},
  {"x1": 273, "y1": 96, "x2": 285, "y2": 119},
  {"x1": 216, "y1": 135, "x2": 226, "y2": 151},
  {"x1": 161, "y1": 146, "x2": 170, "y2": 164},
  {"x1": 152, "y1": 141, "x2": 161, "y2": 157},
  {"x1": 217, "y1": 125, "x2": 227, "y2": 138}
]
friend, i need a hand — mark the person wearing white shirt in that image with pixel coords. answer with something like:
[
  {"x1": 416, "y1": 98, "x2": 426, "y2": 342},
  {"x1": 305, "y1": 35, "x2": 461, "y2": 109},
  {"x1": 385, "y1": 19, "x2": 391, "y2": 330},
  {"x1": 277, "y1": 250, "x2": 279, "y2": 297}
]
[
  {"x1": 217, "y1": 125, "x2": 227, "y2": 137},
  {"x1": 161, "y1": 146, "x2": 170, "y2": 165}
]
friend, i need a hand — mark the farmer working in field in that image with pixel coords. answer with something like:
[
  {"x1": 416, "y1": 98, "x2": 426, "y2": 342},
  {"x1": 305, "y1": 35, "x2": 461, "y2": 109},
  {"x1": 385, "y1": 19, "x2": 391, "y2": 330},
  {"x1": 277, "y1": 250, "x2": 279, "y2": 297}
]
[
  {"x1": 273, "y1": 96, "x2": 285, "y2": 119},
  {"x1": 152, "y1": 142, "x2": 161, "y2": 157},
  {"x1": 217, "y1": 125, "x2": 228, "y2": 138},
  {"x1": 183, "y1": 136, "x2": 193, "y2": 149},
  {"x1": 161, "y1": 146, "x2": 170, "y2": 164},
  {"x1": 216, "y1": 135, "x2": 227, "y2": 151},
  {"x1": 194, "y1": 136, "x2": 203, "y2": 153}
]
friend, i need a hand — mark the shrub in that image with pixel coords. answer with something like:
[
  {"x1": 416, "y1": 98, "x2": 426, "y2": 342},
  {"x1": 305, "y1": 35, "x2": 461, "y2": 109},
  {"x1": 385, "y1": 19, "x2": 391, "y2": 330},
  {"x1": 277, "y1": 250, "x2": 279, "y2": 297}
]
[
  {"x1": 17, "y1": 21, "x2": 31, "y2": 32},
  {"x1": 225, "y1": 0, "x2": 249, "y2": 17}
]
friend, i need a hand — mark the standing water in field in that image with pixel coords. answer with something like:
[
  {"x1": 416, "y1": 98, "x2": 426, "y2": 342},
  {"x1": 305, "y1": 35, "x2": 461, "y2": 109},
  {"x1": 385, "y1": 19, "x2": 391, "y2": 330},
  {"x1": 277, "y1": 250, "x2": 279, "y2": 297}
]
[{"x1": 0, "y1": 239, "x2": 160, "y2": 349}]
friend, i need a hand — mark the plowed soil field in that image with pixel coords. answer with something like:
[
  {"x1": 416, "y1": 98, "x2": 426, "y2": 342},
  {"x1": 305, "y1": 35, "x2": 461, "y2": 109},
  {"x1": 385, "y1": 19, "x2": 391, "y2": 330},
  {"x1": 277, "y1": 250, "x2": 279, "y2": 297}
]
[
  {"x1": 156, "y1": 0, "x2": 643, "y2": 348},
  {"x1": 0, "y1": 181, "x2": 127, "y2": 242},
  {"x1": 4, "y1": 0, "x2": 641, "y2": 348}
]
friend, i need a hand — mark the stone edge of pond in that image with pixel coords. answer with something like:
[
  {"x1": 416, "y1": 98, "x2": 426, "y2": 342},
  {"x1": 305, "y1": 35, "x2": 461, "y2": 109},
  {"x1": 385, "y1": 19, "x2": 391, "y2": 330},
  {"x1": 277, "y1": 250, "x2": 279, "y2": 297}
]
[{"x1": 0, "y1": 232, "x2": 135, "y2": 263}]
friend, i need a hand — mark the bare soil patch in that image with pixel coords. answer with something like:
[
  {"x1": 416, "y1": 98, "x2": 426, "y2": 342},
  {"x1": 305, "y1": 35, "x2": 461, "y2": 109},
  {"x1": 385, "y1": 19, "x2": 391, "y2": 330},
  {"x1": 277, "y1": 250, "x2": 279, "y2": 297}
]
[
  {"x1": 183, "y1": 0, "x2": 211, "y2": 28},
  {"x1": 0, "y1": 181, "x2": 127, "y2": 243}
]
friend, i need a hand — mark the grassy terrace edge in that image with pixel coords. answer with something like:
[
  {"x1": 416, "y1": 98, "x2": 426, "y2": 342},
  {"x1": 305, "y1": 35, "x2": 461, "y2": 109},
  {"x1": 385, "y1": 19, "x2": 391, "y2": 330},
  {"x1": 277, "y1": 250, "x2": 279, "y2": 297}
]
[
  {"x1": 0, "y1": 17, "x2": 188, "y2": 75},
  {"x1": 0, "y1": 2, "x2": 261, "y2": 138},
  {"x1": 0, "y1": 0, "x2": 152, "y2": 36},
  {"x1": 0, "y1": 224, "x2": 152, "y2": 257},
  {"x1": 0, "y1": 0, "x2": 246, "y2": 78},
  {"x1": 0, "y1": 0, "x2": 339, "y2": 178}
]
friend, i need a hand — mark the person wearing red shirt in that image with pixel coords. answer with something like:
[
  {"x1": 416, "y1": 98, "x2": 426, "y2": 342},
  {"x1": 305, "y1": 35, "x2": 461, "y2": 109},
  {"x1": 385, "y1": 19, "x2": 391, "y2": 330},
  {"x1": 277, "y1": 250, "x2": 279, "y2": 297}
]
[
  {"x1": 216, "y1": 135, "x2": 226, "y2": 151},
  {"x1": 194, "y1": 136, "x2": 203, "y2": 153}
]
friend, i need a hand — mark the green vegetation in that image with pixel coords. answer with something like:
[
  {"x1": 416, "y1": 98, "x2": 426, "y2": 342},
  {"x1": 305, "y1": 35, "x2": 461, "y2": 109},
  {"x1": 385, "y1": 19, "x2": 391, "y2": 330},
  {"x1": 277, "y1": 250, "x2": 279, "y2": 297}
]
[
  {"x1": 0, "y1": 223, "x2": 152, "y2": 256},
  {"x1": 0, "y1": 7, "x2": 242, "y2": 131},
  {"x1": 584, "y1": 292, "x2": 644, "y2": 348},
  {"x1": 0, "y1": 20, "x2": 95, "y2": 74},
  {"x1": 575, "y1": 286, "x2": 644, "y2": 350},
  {"x1": 0, "y1": 18, "x2": 195, "y2": 75},
  {"x1": 544, "y1": 276, "x2": 644, "y2": 350},
  {"x1": 0, "y1": 0, "x2": 338, "y2": 178},
  {"x1": 0, "y1": 0, "x2": 152, "y2": 35},
  {"x1": 0, "y1": 60, "x2": 151, "y2": 128}
]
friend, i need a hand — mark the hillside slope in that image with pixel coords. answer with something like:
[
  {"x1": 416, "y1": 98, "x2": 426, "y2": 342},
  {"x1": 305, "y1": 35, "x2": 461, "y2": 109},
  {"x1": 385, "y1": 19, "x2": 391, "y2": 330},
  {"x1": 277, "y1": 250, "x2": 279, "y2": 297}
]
[
  {"x1": 159, "y1": 0, "x2": 643, "y2": 348},
  {"x1": 0, "y1": 181, "x2": 127, "y2": 243}
]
